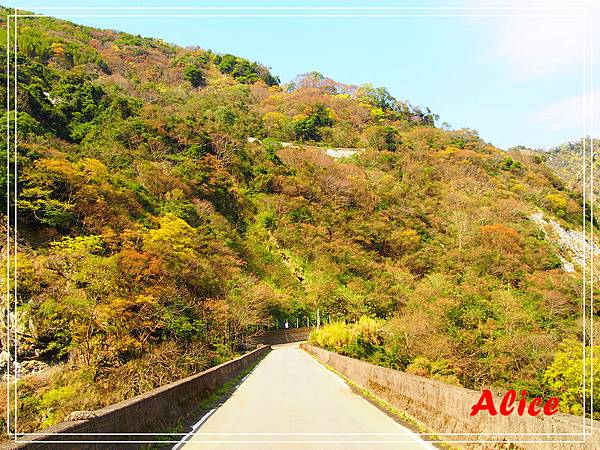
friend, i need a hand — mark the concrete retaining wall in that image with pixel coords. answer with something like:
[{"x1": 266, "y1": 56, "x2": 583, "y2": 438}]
[
  {"x1": 250, "y1": 327, "x2": 312, "y2": 345},
  {"x1": 10, "y1": 345, "x2": 270, "y2": 450},
  {"x1": 301, "y1": 343, "x2": 598, "y2": 449}
]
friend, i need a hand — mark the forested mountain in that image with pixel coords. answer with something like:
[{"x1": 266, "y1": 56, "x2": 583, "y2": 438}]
[
  {"x1": 0, "y1": 8, "x2": 598, "y2": 435},
  {"x1": 519, "y1": 138, "x2": 600, "y2": 207}
]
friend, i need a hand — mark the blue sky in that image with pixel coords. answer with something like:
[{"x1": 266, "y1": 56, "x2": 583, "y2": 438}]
[{"x1": 4, "y1": 0, "x2": 598, "y2": 149}]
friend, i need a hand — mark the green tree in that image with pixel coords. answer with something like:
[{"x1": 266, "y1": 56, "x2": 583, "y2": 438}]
[
  {"x1": 293, "y1": 105, "x2": 334, "y2": 141},
  {"x1": 183, "y1": 64, "x2": 205, "y2": 88},
  {"x1": 367, "y1": 125, "x2": 400, "y2": 151},
  {"x1": 544, "y1": 339, "x2": 600, "y2": 418}
]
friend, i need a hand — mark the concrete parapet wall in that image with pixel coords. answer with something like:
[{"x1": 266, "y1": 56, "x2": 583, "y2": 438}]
[
  {"x1": 250, "y1": 327, "x2": 312, "y2": 345},
  {"x1": 10, "y1": 345, "x2": 270, "y2": 450},
  {"x1": 301, "y1": 343, "x2": 598, "y2": 450}
]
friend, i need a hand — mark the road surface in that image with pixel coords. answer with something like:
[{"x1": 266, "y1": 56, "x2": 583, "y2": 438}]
[{"x1": 176, "y1": 343, "x2": 436, "y2": 449}]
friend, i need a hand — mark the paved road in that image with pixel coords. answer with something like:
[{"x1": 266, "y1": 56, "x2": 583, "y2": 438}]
[{"x1": 177, "y1": 343, "x2": 436, "y2": 449}]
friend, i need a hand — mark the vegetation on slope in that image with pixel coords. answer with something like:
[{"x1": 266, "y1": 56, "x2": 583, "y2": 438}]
[
  {"x1": 0, "y1": 8, "x2": 598, "y2": 435},
  {"x1": 516, "y1": 138, "x2": 600, "y2": 208}
]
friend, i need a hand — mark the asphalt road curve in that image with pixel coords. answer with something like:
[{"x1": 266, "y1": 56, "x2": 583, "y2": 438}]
[{"x1": 176, "y1": 342, "x2": 437, "y2": 449}]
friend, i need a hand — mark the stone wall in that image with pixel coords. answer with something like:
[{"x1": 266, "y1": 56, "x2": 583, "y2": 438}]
[{"x1": 301, "y1": 343, "x2": 598, "y2": 450}]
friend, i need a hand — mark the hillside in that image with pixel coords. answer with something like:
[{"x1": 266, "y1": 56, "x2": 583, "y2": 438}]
[
  {"x1": 0, "y1": 8, "x2": 598, "y2": 435},
  {"x1": 521, "y1": 138, "x2": 600, "y2": 206}
]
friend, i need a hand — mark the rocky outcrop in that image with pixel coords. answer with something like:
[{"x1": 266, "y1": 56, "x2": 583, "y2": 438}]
[{"x1": 530, "y1": 212, "x2": 600, "y2": 274}]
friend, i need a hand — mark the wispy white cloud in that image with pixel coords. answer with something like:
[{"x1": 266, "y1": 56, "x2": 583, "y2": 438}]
[
  {"x1": 530, "y1": 89, "x2": 599, "y2": 133},
  {"x1": 476, "y1": 0, "x2": 599, "y2": 145},
  {"x1": 483, "y1": 0, "x2": 598, "y2": 79}
]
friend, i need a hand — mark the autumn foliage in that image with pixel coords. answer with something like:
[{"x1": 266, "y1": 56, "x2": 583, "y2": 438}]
[{"x1": 0, "y1": 7, "x2": 597, "y2": 436}]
